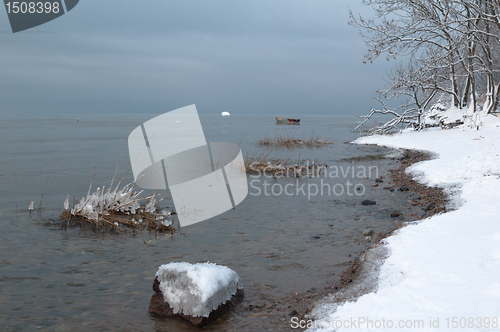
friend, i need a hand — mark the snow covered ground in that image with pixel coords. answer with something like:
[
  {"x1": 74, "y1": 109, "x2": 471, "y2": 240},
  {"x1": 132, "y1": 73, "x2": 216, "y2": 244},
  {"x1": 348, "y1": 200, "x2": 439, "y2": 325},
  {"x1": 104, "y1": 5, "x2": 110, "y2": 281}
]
[{"x1": 308, "y1": 115, "x2": 500, "y2": 331}]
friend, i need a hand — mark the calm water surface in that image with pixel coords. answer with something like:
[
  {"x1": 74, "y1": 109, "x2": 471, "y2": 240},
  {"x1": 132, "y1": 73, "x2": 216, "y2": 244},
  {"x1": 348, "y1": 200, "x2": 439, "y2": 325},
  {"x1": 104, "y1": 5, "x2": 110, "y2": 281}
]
[{"x1": 0, "y1": 114, "x2": 404, "y2": 331}]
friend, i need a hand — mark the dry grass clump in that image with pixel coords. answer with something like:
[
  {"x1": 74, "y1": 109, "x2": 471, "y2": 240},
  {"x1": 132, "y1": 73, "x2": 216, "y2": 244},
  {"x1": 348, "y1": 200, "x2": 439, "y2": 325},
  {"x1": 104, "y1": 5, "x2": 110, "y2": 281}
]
[
  {"x1": 258, "y1": 132, "x2": 334, "y2": 148},
  {"x1": 244, "y1": 152, "x2": 326, "y2": 177}
]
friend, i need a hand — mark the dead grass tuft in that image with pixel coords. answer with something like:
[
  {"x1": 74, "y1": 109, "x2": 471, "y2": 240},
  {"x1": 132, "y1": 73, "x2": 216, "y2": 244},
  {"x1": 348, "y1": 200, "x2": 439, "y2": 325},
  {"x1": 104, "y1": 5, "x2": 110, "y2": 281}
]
[
  {"x1": 244, "y1": 151, "x2": 327, "y2": 177},
  {"x1": 257, "y1": 131, "x2": 334, "y2": 148}
]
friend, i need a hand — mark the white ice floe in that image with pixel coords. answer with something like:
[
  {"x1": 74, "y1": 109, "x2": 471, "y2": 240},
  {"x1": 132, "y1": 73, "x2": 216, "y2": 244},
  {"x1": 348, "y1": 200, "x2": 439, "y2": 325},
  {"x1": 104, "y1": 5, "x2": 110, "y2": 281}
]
[
  {"x1": 308, "y1": 114, "x2": 500, "y2": 331},
  {"x1": 221, "y1": 111, "x2": 230, "y2": 116},
  {"x1": 155, "y1": 262, "x2": 242, "y2": 318}
]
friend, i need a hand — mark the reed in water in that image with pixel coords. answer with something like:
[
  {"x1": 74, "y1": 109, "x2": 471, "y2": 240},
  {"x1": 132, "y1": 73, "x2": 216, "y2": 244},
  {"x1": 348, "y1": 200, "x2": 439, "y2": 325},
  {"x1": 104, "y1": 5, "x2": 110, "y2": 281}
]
[{"x1": 257, "y1": 131, "x2": 334, "y2": 148}]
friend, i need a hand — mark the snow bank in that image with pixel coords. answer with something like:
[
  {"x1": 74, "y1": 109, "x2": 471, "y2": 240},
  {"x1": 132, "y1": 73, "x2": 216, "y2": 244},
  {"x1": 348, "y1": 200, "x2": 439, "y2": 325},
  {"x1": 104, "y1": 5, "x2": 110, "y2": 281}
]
[
  {"x1": 438, "y1": 106, "x2": 465, "y2": 126},
  {"x1": 309, "y1": 114, "x2": 500, "y2": 331},
  {"x1": 155, "y1": 262, "x2": 242, "y2": 318},
  {"x1": 422, "y1": 102, "x2": 447, "y2": 126},
  {"x1": 431, "y1": 105, "x2": 491, "y2": 129}
]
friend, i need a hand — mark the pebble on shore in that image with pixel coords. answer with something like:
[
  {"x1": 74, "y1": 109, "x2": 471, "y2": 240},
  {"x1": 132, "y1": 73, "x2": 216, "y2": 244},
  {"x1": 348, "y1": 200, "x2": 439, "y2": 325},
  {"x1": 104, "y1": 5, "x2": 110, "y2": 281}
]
[{"x1": 363, "y1": 228, "x2": 374, "y2": 236}]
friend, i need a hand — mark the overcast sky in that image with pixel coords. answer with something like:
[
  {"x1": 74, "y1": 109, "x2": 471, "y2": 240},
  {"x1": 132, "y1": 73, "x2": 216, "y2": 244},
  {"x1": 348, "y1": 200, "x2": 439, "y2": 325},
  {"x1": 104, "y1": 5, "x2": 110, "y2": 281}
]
[{"x1": 0, "y1": 0, "x2": 395, "y2": 115}]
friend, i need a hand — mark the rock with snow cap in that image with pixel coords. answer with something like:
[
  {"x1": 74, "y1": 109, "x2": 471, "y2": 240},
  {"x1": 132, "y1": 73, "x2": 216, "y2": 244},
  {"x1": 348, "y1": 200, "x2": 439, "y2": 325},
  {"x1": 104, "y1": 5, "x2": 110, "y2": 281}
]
[{"x1": 148, "y1": 262, "x2": 244, "y2": 326}]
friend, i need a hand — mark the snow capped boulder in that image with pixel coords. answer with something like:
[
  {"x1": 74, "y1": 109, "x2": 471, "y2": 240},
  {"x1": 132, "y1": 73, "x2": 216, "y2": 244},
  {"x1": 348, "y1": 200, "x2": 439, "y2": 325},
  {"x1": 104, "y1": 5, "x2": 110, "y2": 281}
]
[{"x1": 148, "y1": 262, "x2": 244, "y2": 326}]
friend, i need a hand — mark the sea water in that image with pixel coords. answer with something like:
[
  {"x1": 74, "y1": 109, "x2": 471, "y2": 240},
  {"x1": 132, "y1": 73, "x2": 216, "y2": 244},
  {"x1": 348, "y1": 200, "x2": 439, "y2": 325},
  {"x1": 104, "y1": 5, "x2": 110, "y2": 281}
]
[{"x1": 0, "y1": 113, "x2": 405, "y2": 331}]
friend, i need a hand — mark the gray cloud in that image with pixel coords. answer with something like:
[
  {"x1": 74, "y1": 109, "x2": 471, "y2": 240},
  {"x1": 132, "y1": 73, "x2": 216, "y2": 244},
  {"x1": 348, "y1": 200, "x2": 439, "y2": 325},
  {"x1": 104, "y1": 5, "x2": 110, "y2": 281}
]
[{"x1": 0, "y1": 0, "x2": 394, "y2": 115}]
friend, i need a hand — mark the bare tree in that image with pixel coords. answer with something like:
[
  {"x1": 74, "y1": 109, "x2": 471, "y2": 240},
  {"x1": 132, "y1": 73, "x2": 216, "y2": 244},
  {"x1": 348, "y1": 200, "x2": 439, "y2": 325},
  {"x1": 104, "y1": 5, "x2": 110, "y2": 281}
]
[
  {"x1": 351, "y1": 0, "x2": 500, "y2": 134},
  {"x1": 355, "y1": 58, "x2": 439, "y2": 134}
]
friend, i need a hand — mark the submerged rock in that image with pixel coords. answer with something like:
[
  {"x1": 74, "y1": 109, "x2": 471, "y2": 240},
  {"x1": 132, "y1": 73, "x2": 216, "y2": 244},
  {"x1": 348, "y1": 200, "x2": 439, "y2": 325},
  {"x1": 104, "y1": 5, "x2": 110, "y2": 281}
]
[
  {"x1": 390, "y1": 210, "x2": 403, "y2": 218},
  {"x1": 362, "y1": 228, "x2": 374, "y2": 236},
  {"x1": 148, "y1": 262, "x2": 244, "y2": 327}
]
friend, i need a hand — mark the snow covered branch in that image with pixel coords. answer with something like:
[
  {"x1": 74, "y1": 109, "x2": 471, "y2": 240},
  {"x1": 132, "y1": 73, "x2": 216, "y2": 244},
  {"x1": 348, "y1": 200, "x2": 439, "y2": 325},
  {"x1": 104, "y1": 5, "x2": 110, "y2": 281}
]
[{"x1": 351, "y1": 0, "x2": 500, "y2": 134}]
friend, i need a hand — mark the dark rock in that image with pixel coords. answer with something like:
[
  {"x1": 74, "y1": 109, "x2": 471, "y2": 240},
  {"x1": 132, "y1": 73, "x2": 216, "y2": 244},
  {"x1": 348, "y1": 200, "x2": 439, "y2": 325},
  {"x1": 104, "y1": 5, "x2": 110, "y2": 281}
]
[
  {"x1": 390, "y1": 210, "x2": 403, "y2": 218},
  {"x1": 413, "y1": 195, "x2": 421, "y2": 200},
  {"x1": 399, "y1": 186, "x2": 409, "y2": 192},
  {"x1": 424, "y1": 203, "x2": 434, "y2": 211},
  {"x1": 361, "y1": 200, "x2": 376, "y2": 206},
  {"x1": 375, "y1": 179, "x2": 384, "y2": 183},
  {"x1": 289, "y1": 310, "x2": 298, "y2": 316},
  {"x1": 435, "y1": 206, "x2": 446, "y2": 213},
  {"x1": 149, "y1": 277, "x2": 244, "y2": 327},
  {"x1": 389, "y1": 188, "x2": 395, "y2": 192}
]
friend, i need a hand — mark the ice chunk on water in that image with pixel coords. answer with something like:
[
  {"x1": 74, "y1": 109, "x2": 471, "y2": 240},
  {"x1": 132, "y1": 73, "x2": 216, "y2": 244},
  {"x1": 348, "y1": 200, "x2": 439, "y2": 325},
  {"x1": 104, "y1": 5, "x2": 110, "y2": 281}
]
[{"x1": 155, "y1": 262, "x2": 242, "y2": 317}]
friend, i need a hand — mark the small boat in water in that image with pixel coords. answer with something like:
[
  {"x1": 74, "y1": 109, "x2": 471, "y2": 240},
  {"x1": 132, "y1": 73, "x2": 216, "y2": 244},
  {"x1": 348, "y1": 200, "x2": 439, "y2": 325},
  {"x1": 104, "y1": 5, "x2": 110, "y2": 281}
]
[{"x1": 276, "y1": 117, "x2": 300, "y2": 124}]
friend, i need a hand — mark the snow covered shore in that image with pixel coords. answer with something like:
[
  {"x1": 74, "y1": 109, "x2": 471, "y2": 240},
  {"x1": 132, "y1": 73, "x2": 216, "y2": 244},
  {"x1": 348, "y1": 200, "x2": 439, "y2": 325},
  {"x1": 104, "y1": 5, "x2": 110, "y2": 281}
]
[{"x1": 309, "y1": 115, "x2": 500, "y2": 331}]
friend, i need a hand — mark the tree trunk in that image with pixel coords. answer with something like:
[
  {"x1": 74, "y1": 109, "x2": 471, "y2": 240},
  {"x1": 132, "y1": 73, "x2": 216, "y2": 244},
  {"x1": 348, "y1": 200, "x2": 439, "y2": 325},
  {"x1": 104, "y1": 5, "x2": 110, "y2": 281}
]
[
  {"x1": 450, "y1": 61, "x2": 460, "y2": 108},
  {"x1": 462, "y1": 75, "x2": 471, "y2": 108},
  {"x1": 484, "y1": 74, "x2": 497, "y2": 114},
  {"x1": 492, "y1": 83, "x2": 500, "y2": 113}
]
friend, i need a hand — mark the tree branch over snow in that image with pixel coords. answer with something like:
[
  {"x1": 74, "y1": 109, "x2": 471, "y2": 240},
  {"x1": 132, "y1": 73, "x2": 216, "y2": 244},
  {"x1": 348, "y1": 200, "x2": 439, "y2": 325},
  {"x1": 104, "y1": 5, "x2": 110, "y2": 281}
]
[{"x1": 351, "y1": 0, "x2": 500, "y2": 134}]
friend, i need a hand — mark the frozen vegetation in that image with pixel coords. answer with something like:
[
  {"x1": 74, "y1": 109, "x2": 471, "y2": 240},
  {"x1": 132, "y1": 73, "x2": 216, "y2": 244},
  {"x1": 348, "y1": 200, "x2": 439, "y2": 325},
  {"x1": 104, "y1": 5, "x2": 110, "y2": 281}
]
[
  {"x1": 63, "y1": 176, "x2": 172, "y2": 231},
  {"x1": 71, "y1": 182, "x2": 160, "y2": 220}
]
